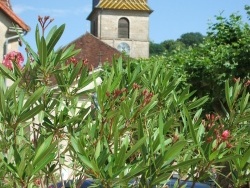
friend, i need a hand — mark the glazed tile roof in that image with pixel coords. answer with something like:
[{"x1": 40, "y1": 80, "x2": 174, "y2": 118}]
[
  {"x1": 96, "y1": 0, "x2": 151, "y2": 11},
  {"x1": 0, "y1": 1, "x2": 30, "y2": 31}
]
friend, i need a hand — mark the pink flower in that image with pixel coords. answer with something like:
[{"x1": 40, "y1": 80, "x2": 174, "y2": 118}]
[
  {"x1": 221, "y1": 130, "x2": 230, "y2": 141},
  {"x1": 2, "y1": 51, "x2": 24, "y2": 70}
]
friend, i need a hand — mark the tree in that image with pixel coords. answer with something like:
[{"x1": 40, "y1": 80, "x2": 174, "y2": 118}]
[
  {"x1": 161, "y1": 39, "x2": 186, "y2": 54},
  {"x1": 178, "y1": 32, "x2": 204, "y2": 47},
  {"x1": 162, "y1": 10, "x2": 250, "y2": 114},
  {"x1": 149, "y1": 41, "x2": 165, "y2": 56}
]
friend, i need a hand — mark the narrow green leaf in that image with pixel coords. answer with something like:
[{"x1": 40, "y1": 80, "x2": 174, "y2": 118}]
[
  {"x1": 139, "y1": 95, "x2": 158, "y2": 115},
  {"x1": 150, "y1": 174, "x2": 172, "y2": 186},
  {"x1": 183, "y1": 106, "x2": 198, "y2": 145},
  {"x1": 240, "y1": 92, "x2": 249, "y2": 113},
  {"x1": 69, "y1": 61, "x2": 82, "y2": 85},
  {"x1": 55, "y1": 73, "x2": 67, "y2": 92},
  {"x1": 17, "y1": 90, "x2": 25, "y2": 115},
  {"x1": 60, "y1": 45, "x2": 81, "y2": 62},
  {"x1": 33, "y1": 135, "x2": 54, "y2": 166},
  {"x1": 115, "y1": 145, "x2": 126, "y2": 167},
  {"x1": 78, "y1": 155, "x2": 96, "y2": 170},
  {"x1": 240, "y1": 147, "x2": 250, "y2": 169},
  {"x1": 18, "y1": 30, "x2": 40, "y2": 64},
  {"x1": 39, "y1": 37, "x2": 47, "y2": 66},
  {"x1": 78, "y1": 66, "x2": 90, "y2": 88},
  {"x1": 225, "y1": 80, "x2": 232, "y2": 110},
  {"x1": 32, "y1": 153, "x2": 56, "y2": 175},
  {"x1": 0, "y1": 63, "x2": 16, "y2": 81},
  {"x1": 123, "y1": 164, "x2": 147, "y2": 182},
  {"x1": 12, "y1": 61, "x2": 22, "y2": 77},
  {"x1": 13, "y1": 146, "x2": 21, "y2": 165},
  {"x1": 46, "y1": 25, "x2": 57, "y2": 44},
  {"x1": 162, "y1": 158, "x2": 202, "y2": 173},
  {"x1": 215, "y1": 154, "x2": 241, "y2": 163},
  {"x1": 1, "y1": 157, "x2": 18, "y2": 176},
  {"x1": 164, "y1": 141, "x2": 186, "y2": 162},
  {"x1": 121, "y1": 102, "x2": 130, "y2": 119},
  {"x1": 0, "y1": 89, "x2": 6, "y2": 116},
  {"x1": 159, "y1": 112, "x2": 165, "y2": 155},
  {"x1": 188, "y1": 96, "x2": 208, "y2": 110},
  {"x1": 94, "y1": 140, "x2": 101, "y2": 160},
  {"x1": 124, "y1": 137, "x2": 146, "y2": 161},
  {"x1": 53, "y1": 49, "x2": 63, "y2": 67},
  {"x1": 17, "y1": 158, "x2": 26, "y2": 179},
  {"x1": 35, "y1": 24, "x2": 40, "y2": 49},
  {"x1": 5, "y1": 79, "x2": 20, "y2": 99},
  {"x1": 47, "y1": 24, "x2": 65, "y2": 54},
  {"x1": 209, "y1": 150, "x2": 219, "y2": 161},
  {"x1": 22, "y1": 87, "x2": 45, "y2": 111}
]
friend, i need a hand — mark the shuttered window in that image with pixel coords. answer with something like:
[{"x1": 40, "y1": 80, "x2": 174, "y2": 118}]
[{"x1": 118, "y1": 18, "x2": 129, "y2": 38}]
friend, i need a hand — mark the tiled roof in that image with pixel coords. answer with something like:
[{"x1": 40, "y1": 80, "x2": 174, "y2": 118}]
[
  {"x1": 66, "y1": 32, "x2": 121, "y2": 68},
  {"x1": 0, "y1": 1, "x2": 30, "y2": 31},
  {"x1": 96, "y1": 0, "x2": 151, "y2": 11}
]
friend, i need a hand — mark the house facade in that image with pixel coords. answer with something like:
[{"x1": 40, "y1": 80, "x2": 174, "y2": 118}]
[{"x1": 0, "y1": 0, "x2": 30, "y2": 62}]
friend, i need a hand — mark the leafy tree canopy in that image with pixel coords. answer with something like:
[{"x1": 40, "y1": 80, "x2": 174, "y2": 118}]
[{"x1": 177, "y1": 32, "x2": 204, "y2": 47}]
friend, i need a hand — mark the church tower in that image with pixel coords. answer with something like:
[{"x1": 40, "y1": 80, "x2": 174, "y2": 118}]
[{"x1": 87, "y1": 0, "x2": 152, "y2": 58}]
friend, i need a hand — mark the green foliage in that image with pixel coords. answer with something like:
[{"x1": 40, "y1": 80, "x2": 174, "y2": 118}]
[
  {"x1": 1, "y1": 12, "x2": 250, "y2": 188},
  {"x1": 149, "y1": 32, "x2": 203, "y2": 56},
  {"x1": 178, "y1": 32, "x2": 204, "y2": 47},
  {"x1": 0, "y1": 18, "x2": 96, "y2": 187},
  {"x1": 155, "y1": 10, "x2": 250, "y2": 114},
  {"x1": 149, "y1": 41, "x2": 165, "y2": 56}
]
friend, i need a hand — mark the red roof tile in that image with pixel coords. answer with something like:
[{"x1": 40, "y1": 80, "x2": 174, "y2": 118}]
[
  {"x1": 0, "y1": 1, "x2": 30, "y2": 31},
  {"x1": 67, "y1": 33, "x2": 121, "y2": 68}
]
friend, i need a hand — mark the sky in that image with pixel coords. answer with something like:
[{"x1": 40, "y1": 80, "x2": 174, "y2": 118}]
[{"x1": 10, "y1": 0, "x2": 249, "y2": 52}]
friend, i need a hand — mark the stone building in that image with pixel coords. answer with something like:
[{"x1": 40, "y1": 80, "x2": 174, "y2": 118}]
[
  {"x1": 70, "y1": 0, "x2": 152, "y2": 67},
  {"x1": 87, "y1": 0, "x2": 152, "y2": 59},
  {"x1": 0, "y1": 0, "x2": 30, "y2": 61}
]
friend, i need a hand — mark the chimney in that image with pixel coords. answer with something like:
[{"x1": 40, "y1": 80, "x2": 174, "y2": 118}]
[{"x1": 0, "y1": 0, "x2": 12, "y2": 9}]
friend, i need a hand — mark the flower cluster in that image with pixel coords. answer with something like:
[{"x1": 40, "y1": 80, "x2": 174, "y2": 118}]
[
  {"x1": 203, "y1": 113, "x2": 232, "y2": 149},
  {"x1": 141, "y1": 89, "x2": 154, "y2": 107},
  {"x1": 66, "y1": 57, "x2": 89, "y2": 68},
  {"x1": 233, "y1": 77, "x2": 250, "y2": 87},
  {"x1": 106, "y1": 88, "x2": 127, "y2": 100},
  {"x1": 2, "y1": 51, "x2": 24, "y2": 70}
]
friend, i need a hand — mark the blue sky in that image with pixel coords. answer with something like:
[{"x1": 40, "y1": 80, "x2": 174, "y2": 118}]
[{"x1": 11, "y1": 0, "x2": 249, "y2": 51}]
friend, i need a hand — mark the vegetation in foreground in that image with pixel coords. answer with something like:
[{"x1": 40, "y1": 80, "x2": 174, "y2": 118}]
[{"x1": 0, "y1": 6, "x2": 250, "y2": 188}]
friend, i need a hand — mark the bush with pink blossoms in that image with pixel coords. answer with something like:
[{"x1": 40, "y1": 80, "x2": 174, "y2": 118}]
[{"x1": 0, "y1": 16, "x2": 250, "y2": 188}]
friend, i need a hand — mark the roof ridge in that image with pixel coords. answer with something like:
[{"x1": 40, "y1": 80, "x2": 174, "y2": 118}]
[{"x1": 64, "y1": 32, "x2": 120, "y2": 53}]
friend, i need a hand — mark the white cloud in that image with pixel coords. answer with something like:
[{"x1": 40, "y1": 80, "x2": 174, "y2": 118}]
[
  {"x1": 12, "y1": 4, "x2": 91, "y2": 17},
  {"x1": 12, "y1": 5, "x2": 36, "y2": 14}
]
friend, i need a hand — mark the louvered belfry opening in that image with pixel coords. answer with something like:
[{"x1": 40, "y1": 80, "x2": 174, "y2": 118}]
[{"x1": 118, "y1": 18, "x2": 129, "y2": 38}]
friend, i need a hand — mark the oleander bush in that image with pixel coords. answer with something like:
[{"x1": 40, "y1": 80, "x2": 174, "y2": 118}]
[{"x1": 0, "y1": 15, "x2": 249, "y2": 188}]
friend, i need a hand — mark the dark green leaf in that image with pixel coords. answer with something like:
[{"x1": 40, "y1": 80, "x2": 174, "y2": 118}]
[
  {"x1": 22, "y1": 87, "x2": 45, "y2": 111},
  {"x1": 39, "y1": 37, "x2": 47, "y2": 66},
  {"x1": 18, "y1": 105, "x2": 44, "y2": 123},
  {"x1": 47, "y1": 24, "x2": 65, "y2": 54}
]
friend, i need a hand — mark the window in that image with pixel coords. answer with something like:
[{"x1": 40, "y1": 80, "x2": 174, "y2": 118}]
[{"x1": 118, "y1": 18, "x2": 129, "y2": 38}]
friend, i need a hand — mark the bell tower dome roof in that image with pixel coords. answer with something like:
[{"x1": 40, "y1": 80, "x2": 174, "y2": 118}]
[{"x1": 95, "y1": 0, "x2": 152, "y2": 12}]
